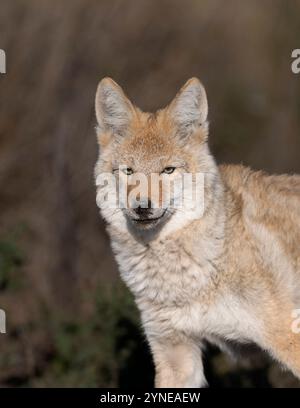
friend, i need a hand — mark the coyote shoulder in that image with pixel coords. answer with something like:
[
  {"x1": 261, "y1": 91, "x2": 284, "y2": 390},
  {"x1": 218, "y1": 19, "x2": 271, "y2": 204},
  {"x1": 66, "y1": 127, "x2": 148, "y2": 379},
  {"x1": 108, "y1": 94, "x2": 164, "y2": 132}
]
[{"x1": 94, "y1": 77, "x2": 300, "y2": 387}]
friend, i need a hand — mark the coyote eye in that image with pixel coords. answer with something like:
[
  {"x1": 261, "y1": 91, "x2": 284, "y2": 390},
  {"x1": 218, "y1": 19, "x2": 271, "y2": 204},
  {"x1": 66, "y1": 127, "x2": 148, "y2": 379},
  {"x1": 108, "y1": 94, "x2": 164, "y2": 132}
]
[
  {"x1": 122, "y1": 167, "x2": 134, "y2": 175},
  {"x1": 162, "y1": 166, "x2": 176, "y2": 175}
]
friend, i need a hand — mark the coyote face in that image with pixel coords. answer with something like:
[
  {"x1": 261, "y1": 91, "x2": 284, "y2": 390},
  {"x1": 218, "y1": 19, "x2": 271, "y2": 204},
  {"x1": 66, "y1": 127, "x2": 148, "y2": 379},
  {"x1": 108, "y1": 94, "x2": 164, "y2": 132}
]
[{"x1": 95, "y1": 77, "x2": 215, "y2": 234}]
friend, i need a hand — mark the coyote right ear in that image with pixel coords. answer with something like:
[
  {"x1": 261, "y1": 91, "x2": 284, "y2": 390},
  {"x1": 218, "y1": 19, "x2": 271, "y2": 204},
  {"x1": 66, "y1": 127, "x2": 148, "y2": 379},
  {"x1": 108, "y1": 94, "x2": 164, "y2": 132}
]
[
  {"x1": 95, "y1": 78, "x2": 135, "y2": 137},
  {"x1": 168, "y1": 77, "x2": 208, "y2": 138}
]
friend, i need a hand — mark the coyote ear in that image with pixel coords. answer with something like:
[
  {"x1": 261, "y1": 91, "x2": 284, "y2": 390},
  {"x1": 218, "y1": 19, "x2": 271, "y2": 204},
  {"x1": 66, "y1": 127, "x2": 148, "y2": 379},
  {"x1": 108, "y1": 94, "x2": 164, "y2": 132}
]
[
  {"x1": 168, "y1": 78, "x2": 208, "y2": 137},
  {"x1": 95, "y1": 77, "x2": 134, "y2": 137}
]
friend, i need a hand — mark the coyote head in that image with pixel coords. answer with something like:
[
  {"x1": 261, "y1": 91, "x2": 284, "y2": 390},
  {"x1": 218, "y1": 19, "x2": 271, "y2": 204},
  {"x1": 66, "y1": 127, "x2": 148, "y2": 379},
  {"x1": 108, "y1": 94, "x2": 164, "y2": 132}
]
[{"x1": 94, "y1": 77, "x2": 218, "y2": 236}]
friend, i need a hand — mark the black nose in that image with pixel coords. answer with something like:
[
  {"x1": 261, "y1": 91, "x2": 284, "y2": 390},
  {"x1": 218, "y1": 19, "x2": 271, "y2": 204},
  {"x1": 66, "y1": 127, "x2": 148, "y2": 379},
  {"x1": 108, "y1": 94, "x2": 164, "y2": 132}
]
[{"x1": 134, "y1": 200, "x2": 152, "y2": 216}]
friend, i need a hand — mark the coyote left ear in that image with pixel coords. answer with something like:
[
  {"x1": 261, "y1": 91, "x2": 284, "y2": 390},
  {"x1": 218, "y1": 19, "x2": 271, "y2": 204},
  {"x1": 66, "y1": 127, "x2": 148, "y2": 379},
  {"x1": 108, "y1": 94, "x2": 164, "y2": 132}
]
[
  {"x1": 95, "y1": 77, "x2": 135, "y2": 137},
  {"x1": 168, "y1": 77, "x2": 208, "y2": 137}
]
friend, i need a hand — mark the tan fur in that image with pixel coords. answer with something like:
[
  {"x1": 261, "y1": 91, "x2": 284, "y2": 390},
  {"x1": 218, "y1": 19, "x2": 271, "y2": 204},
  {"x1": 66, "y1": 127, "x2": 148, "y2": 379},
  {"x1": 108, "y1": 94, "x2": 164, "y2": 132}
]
[{"x1": 94, "y1": 77, "x2": 300, "y2": 387}]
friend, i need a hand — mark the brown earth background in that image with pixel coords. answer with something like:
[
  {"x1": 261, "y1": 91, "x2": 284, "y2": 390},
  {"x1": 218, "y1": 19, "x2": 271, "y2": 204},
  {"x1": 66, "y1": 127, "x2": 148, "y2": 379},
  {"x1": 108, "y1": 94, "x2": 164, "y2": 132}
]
[{"x1": 0, "y1": 0, "x2": 300, "y2": 387}]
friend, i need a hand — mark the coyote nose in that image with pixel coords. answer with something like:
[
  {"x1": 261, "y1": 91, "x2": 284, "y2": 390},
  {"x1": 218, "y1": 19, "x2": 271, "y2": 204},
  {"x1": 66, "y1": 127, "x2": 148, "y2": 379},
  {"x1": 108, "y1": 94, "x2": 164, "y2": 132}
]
[{"x1": 134, "y1": 199, "x2": 152, "y2": 217}]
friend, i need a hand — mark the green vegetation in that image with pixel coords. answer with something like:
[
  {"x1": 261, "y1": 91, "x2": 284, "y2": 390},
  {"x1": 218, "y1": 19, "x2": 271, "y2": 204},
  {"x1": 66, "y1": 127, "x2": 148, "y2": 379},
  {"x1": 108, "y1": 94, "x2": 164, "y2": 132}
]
[
  {"x1": 0, "y1": 235, "x2": 24, "y2": 291},
  {"x1": 35, "y1": 284, "x2": 146, "y2": 387}
]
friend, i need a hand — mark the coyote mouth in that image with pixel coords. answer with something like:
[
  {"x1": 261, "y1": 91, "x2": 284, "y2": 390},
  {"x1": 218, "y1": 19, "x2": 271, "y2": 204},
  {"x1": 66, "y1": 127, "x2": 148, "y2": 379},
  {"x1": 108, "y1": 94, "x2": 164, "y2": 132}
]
[
  {"x1": 131, "y1": 210, "x2": 167, "y2": 225},
  {"x1": 133, "y1": 217, "x2": 161, "y2": 224}
]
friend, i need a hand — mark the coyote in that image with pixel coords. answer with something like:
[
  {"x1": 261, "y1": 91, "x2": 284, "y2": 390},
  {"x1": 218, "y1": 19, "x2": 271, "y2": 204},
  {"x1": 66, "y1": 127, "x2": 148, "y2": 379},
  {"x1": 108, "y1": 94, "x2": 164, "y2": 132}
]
[{"x1": 94, "y1": 77, "x2": 300, "y2": 387}]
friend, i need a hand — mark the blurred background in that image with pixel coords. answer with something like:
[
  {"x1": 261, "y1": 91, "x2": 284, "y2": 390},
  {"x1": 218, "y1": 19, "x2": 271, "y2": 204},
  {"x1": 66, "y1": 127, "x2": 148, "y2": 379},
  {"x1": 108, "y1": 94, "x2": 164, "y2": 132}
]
[{"x1": 0, "y1": 0, "x2": 300, "y2": 388}]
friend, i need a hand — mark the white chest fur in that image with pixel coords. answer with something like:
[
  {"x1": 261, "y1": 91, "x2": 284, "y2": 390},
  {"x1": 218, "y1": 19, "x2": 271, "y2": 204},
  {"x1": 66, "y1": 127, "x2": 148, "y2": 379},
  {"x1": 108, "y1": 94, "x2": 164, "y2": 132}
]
[
  {"x1": 110, "y1": 231, "x2": 262, "y2": 345},
  {"x1": 112, "y1": 234, "x2": 214, "y2": 306}
]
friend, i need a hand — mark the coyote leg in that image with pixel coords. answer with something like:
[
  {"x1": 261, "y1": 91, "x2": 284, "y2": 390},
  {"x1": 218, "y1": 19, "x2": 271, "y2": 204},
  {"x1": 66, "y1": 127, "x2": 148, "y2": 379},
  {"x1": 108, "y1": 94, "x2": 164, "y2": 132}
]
[
  {"x1": 266, "y1": 332, "x2": 300, "y2": 378},
  {"x1": 150, "y1": 338, "x2": 206, "y2": 388},
  {"x1": 260, "y1": 306, "x2": 300, "y2": 378}
]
